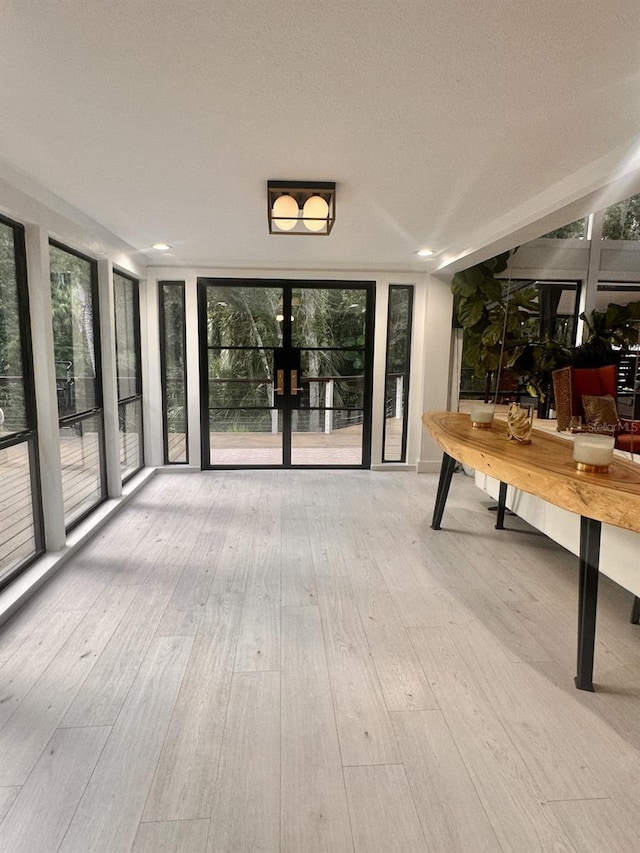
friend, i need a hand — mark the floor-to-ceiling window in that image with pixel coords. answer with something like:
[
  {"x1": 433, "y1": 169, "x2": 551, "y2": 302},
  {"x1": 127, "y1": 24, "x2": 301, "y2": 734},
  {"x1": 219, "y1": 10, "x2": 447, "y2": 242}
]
[
  {"x1": 114, "y1": 270, "x2": 144, "y2": 481},
  {"x1": 0, "y1": 215, "x2": 44, "y2": 588},
  {"x1": 198, "y1": 279, "x2": 375, "y2": 468},
  {"x1": 49, "y1": 241, "x2": 106, "y2": 527},
  {"x1": 382, "y1": 285, "x2": 413, "y2": 463},
  {"x1": 159, "y1": 281, "x2": 188, "y2": 464}
]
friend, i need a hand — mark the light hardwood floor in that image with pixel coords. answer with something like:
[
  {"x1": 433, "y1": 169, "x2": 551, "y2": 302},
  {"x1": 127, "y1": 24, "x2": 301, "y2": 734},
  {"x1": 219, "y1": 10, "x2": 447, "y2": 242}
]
[{"x1": 1, "y1": 469, "x2": 639, "y2": 853}]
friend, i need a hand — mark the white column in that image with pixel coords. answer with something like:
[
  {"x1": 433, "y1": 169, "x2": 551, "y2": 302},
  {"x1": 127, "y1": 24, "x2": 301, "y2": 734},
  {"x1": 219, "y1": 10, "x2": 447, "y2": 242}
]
[
  {"x1": 271, "y1": 387, "x2": 278, "y2": 434},
  {"x1": 449, "y1": 327, "x2": 464, "y2": 414},
  {"x1": 417, "y1": 276, "x2": 454, "y2": 472},
  {"x1": 324, "y1": 379, "x2": 334, "y2": 433},
  {"x1": 184, "y1": 274, "x2": 201, "y2": 468},
  {"x1": 395, "y1": 375, "x2": 404, "y2": 418},
  {"x1": 25, "y1": 225, "x2": 65, "y2": 550},
  {"x1": 577, "y1": 210, "x2": 604, "y2": 341},
  {"x1": 97, "y1": 258, "x2": 122, "y2": 497},
  {"x1": 369, "y1": 281, "x2": 389, "y2": 465},
  {"x1": 141, "y1": 275, "x2": 163, "y2": 467}
]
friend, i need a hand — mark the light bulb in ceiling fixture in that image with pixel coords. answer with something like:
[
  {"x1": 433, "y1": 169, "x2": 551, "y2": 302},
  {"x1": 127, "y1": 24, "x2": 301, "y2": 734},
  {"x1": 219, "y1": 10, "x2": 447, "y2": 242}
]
[
  {"x1": 416, "y1": 248, "x2": 434, "y2": 257},
  {"x1": 302, "y1": 195, "x2": 329, "y2": 231},
  {"x1": 152, "y1": 242, "x2": 172, "y2": 251},
  {"x1": 272, "y1": 195, "x2": 298, "y2": 231}
]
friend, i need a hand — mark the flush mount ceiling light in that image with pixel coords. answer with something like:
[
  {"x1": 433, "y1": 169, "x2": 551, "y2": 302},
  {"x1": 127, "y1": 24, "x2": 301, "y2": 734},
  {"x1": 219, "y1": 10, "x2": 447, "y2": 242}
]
[
  {"x1": 416, "y1": 248, "x2": 434, "y2": 257},
  {"x1": 268, "y1": 181, "x2": 336, "y2": 235},
  {"x1": 152, "y1": 242, "x2": 172, "y2": 251}
]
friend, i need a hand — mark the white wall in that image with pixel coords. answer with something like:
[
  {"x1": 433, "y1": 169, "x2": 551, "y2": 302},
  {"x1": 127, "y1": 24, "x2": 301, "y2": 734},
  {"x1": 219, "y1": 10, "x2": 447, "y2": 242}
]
[
  {"x1": 416, "y1": 277, "x2": 454, "y2": 472},
  {"x1": 1, "y1": 169, "x2": 455, "y2": 505},
  {"x1": 0, "y1": 170, "x2": 146, "y2": 279},
  {"x1": 144, "y1": 267, "x2": 446, "y2": 471},
  {"x1": 5, "y1": 170, "x2": 640, "y2": 503}
]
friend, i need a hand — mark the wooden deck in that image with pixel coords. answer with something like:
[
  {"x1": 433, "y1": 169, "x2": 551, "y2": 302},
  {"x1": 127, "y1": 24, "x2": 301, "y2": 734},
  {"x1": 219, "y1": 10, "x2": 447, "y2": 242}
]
[
  {"x1": 205, "y1": 418, "x2": 402, "y2": 465},
  {"x1": 1, "y1": 429, "x2": 142, "y2": 583},
  {"x1": 0, "y1": 443, "x2": 36, "y2": 581},
  {"x1": 0, "y1": 470, "x2": 639, "y2": 852}
]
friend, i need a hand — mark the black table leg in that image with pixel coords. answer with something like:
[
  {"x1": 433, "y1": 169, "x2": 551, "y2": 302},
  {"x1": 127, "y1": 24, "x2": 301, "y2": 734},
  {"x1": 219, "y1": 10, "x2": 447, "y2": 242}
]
[
  {"x1": 431, "y1": 452, "x2": 456, "y2": 530},
  {"x1": 575, "y1": 516, "x2": 601, "y2": 691},
  {"x1": 495, "y1": 482, "x2": 508, "y2": 530},
  {"x1": 631, "y1": 596, "x2": 640, "y2": 625}
]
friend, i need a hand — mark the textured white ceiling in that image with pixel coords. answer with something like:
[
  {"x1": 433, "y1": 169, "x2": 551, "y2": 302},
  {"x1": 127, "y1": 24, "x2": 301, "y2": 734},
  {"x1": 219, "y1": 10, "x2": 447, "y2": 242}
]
[{"x1": 2, "y1": 1, "x2": 640, "y2": 272}]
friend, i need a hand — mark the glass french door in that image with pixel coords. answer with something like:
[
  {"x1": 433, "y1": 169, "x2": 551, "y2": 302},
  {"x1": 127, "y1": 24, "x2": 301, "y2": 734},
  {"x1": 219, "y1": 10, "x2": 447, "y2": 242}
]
[{"x1": 198, "y1": 279, "x2": 374, "y2": 468}]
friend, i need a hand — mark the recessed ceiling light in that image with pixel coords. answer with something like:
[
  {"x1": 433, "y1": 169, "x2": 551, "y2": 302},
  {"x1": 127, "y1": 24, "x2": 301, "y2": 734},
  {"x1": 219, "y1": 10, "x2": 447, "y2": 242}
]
[
  {"x1": 416, "y1": 248, "x2": 434, "y2": 257},
  {"x1": 152, "y1": 242, "x2": 172, "y2": 251}
]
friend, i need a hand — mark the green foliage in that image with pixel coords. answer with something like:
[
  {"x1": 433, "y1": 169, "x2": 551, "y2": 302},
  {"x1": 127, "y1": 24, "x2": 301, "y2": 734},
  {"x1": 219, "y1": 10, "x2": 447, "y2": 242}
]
[
  {"x1": 386, "y1": 288, "x2": 410, "y2": 379},
  {"x1": 602, "y1": 193, "x2": 640, "y2": 241},
  {"x1": 541, "y1": 195, "x2": 640, "y2": 241},
  {"x1": 0, "y1": 225, "x2": 21, "y2": 370},
  {"x1": 0, "y1": 224, "x2": 27, "y2": 431},
  {"x1": 452, "y1": 248, "x2": 640, "y2": 402},
  {"x1": 571, "y1": 301, "x2": 640, "y2": 368},
  {"x1": 204, "y1": 285, "x2": 369, "y2": 431},
  {"x1": 454, "y1": 253, "x2": 590, "y2": 402},
  {"x1": 160, "y1": 286, "x2": 187, "y2": 434},
  {"x1": 113, "y1": 273, "x2": 139, "y2": 397},
  {"x1": 541, "y1": 218, "x2": 588, "y2": 239},
  {"x1": 512, "y1": 339, "x2": 573, "y2": 398},
  {"x1": 48, "y1": 246, "x2": 99, "y2": 416},
  {"x1": 452, "y1": 250, "x2": 546, "y2": 380}
]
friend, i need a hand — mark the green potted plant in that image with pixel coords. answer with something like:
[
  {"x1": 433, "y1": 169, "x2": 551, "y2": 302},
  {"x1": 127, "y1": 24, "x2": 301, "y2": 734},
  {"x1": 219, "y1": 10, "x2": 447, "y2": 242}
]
[
  {"x1": 452, "y1": 251, "x2": 561, "y2": 411},
  {"x1": 452, "y1": 253, "x2": 640, "y2": 416},
  {"x1": 571, "y1": 302, "x2": 640, "y2": 367}
]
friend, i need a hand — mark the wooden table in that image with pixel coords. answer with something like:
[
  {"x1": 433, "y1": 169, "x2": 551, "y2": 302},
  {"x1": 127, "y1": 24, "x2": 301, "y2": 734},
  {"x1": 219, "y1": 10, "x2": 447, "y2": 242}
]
[{"x1": 422, "y1": 411, "x2": 640, "y2": 691}]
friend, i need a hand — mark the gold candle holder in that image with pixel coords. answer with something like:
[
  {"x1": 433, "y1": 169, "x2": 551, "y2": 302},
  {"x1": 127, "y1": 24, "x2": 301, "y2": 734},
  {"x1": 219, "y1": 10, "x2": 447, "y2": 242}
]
[{"x1": 574, "y1": 461, "x2": 611, "y2": 474}]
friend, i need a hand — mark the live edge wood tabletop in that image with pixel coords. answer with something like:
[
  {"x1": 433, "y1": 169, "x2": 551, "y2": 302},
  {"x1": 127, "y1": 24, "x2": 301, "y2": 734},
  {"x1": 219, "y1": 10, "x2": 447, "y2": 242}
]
[{"x1": 422, "y1": 411, "x2": 640, "y2": 534}]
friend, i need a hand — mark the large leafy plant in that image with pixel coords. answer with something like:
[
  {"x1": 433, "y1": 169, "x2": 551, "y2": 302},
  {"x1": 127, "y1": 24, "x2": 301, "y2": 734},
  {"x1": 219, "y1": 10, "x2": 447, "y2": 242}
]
[
  {"x1": 453, "y1": 249, "x2": 640, "y2": 403},
  {"x1": 571, "y1": 301, "x2": 640, "y2": 367},
  {"x1": 452, "y1": 250, "x2": 539, "y2": 378}
]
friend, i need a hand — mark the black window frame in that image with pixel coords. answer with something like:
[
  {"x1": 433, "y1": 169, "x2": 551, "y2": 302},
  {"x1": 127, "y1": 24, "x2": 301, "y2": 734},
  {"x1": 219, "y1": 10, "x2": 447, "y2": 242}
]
[
  {"x1": 197, "y1": 277, "x2": 375, "y2": 470},
  {"x1": 382, "y1": 284, "x2": 414, "y2": 463},
  {"x1": 159, "y1": 280, "x2": 189, "y2": 464},
  {"x1": 49, "y1": 239, "x2": 107, "y2": 529},
  {"x1": 113, "y1": 268, "x2": 144, "y2": 482},
  {"x1": 0, "y1": 213, "x2": 45, "y2": 590}
]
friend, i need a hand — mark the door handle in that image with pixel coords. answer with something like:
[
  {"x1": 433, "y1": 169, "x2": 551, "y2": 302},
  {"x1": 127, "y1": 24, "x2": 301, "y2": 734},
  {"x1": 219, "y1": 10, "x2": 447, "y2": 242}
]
[
  {"x1": 291, "y1": 369, "x2": 303, "y2": 395},
  {"x1": 275, "y1": 370, "x2": 284, "y2": 396}
]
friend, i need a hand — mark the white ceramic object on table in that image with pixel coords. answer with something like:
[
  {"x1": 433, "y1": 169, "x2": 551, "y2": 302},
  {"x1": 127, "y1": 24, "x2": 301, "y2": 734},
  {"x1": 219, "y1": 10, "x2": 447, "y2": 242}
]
[
  {"x1": 470, "y1": 403, "x2": 495, "y2": 429},
  {"x1": 573, "y1": 434, "x2": 615, "y2": 473}
]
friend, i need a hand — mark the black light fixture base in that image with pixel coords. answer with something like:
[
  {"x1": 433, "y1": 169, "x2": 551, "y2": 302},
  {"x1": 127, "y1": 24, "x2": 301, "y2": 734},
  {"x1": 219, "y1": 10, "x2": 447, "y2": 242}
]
[{"x1": 267, "y1": 180, "x2": 336, "y2": 235}]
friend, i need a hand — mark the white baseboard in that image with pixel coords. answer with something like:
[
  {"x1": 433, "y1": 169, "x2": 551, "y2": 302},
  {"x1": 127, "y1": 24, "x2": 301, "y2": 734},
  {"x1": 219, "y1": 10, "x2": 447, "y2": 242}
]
[
  {"x1": 370, "y1": 463, "x2": 416, "y2": 472},
  {"x1": 0, "y1": 467, "x2": 156, "y2": 627},
  {"x1": 416, "y1": 459, "x2": 442, "y2": 473}
]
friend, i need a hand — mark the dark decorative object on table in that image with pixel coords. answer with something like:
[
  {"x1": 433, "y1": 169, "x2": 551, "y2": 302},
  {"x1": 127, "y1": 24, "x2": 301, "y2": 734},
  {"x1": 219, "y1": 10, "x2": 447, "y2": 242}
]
[{"x1": 551, "y1": 303, "x2": 640, "y2": 450}]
